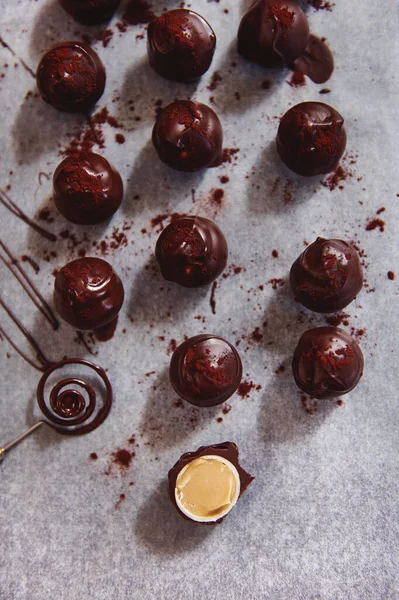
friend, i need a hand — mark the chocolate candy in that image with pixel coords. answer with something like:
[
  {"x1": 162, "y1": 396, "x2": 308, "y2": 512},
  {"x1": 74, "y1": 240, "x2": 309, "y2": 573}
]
[
  {"x1": 168, "y1": 442, "x2": 254, "y2": 524},
  {"x1": 169, "y1": 334, "x2": 242, "y2": 407},
  {"x1": 290, "y1": 238, "x2": 363, "y2": 313},
  {"x1": 54, "y1": 257, "x2": 124, "y2": 330},
  {"x1": 152, "y1": 100, "x2": 223, "y2": 172},
  {"x1": 147, "y1": 9, "x2": 216, "y2": 82},
  {"x1": 237, "y1": 0, "x2": 310, "y2": 68},
  {"x1": 292, "y1": 327, "x2": 364, "y2": 399},
  {"x1": 53, "y1": 153, "x2": 123, "y2": 225},
  {"x1": 36, "y1": 42, "x2": 106, "y2": 113},
  {"x1": 276, "y1": 102, "x2": 347, "y2": 176},
  {"x1": 155, "y1": 216, "x2": 228, "y2": 288},
  {"x1": 58, "y1": 0, "x2": 121, "y2": 25}
]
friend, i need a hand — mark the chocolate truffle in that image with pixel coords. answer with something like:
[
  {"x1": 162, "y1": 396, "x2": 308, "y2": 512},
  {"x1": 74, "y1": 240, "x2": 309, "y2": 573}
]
[
  {"x1": 276, "y1": 102, "x2": 347, "y2": 176},
  {"x1": 54, "y1": 257, "x2": 124, "y2": 330},
  {"x1": 292, "y1": 327, "x2": 364, "y2": 399},
  {"x1": 53, "y1": 153, "x2": 123, "y2": 225},
  {"x1": 37, "y1": 42, "x2": 106, "y2": 113},
  {"x1": 237, "y1": 0, "x2": 310, "y2": 68},
  {"x1": 169, "y1": 335, "x2": 242, "y2": 407},
  {"x1": 147, "y1": 9, "x2": 216, "y2": 82},
  {"x1": 168, "y1": 442, "x2": 254, "y2": 524},
  {"x1": 290, "y1": 238, "x2": 363, "y2": 313},
  {"x1": 156, "y1": 216, "x2": 228, "y2": 288},
  {"x1": 58, "y1": 0, "x2": 121, "y2": 25},
  {"x1": 152, "y1": 100, "x2": 223, "y2": 171}
]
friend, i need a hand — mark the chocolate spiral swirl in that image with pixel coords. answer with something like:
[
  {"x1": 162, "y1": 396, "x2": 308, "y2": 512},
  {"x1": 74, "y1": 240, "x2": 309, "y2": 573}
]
[{"x1": 36, "y1": 358, "x2": 112, "y2": 435}]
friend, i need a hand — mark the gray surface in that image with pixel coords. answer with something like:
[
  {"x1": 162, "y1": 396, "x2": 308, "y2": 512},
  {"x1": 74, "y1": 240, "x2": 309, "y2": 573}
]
[{"x1": 1, "y1": 1, "x2": 399, "y2": 599}]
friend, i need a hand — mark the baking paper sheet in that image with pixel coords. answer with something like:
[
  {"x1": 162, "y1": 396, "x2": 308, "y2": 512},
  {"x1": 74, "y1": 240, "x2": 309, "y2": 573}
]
[{"x1": 1, "y1": 1, "x2": 399, "y2": 598}]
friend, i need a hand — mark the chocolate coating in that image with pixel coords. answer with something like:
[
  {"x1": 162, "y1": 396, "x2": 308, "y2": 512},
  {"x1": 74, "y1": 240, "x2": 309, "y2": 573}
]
[
  {"x1": 58, "y1": 0, "x2": 121, "y2": 25},
  {"x1": 168, "y1": 442, "x2": 254, "y2": 524},
  {"x1": 292, "y1": 327, "x2": 364, "y2": 399},
  {"x1": 147, "y1": 9, "x2": 216, "y2": 82},
  {"x1": 237, "y1": 0, "x2": 310, "y2": 68},
  {"x1": 37, "y1": 42, "x2": 106, "y2": 113},
  {"x1": 156, "y1": 216, "x2": 228, "y2": 288},
  {"x1": 276, "y1": 102, "x2": 347, "y2": 176},
  {"x1": 54, "y1": 257, "x2": 124, "y2": 330},
  {"x1": 293, "y1": 34, "x2": 334, "y2": 84},
  {"x1": 53, "y1": 153, "x2": 123, "y2": 225},
  {"x1": 169, "y1": 334, "x2": 242, "y2": 407},
  {"x1": 290, "y1": 238, "x2": 363, "y2": 313},
  {"x1": 152, "y1": 100, "x2": 223, "y2": 172}
]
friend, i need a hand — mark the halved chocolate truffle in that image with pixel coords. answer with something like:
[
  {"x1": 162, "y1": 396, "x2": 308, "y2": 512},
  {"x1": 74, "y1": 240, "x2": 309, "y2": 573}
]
[
  {"x1": 169, "y1": 334, "x2": 242, "y2": 407},
  {"x1": 53, "y1": 153, "x2": 123, "y2": 225},
  {"x1": 155, "y1": 216, "x2": 228, "y2": 288},
  {"x1": 36, "y1": 42, "x2": 106, "y2": 113},
  {"x1": 292, "y1": 327, "x2": 364, "y2": 399},
  {"x1": 290, "y1": 238, "x2": 363, "y2": 313},
  {"x1": 147, "y1": 9, "x2": 216, "y2": 82},
  {"x1": 152, "y1": 100, "x2": 223, "y2": 171},
  {"x1": 276, "y1": 102, "x2": 347, "y2": 176},
  {"x1": 168, "y1": 442, "x2": 254, "y2": 524},
  {"x1": 54, "y1": 257, "x2": 124, "y2": 330},
  {"x1": 58, "y1": 0, "x2": 121, "y2": 25}
]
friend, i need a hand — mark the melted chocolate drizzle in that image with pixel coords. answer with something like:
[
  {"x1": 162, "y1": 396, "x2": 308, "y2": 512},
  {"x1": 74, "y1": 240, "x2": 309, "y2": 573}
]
[
  {"x1": 37, "y1": 358, "x2": 113, "y2": 435},
  {"x1": 0, "y1": 188, "x2": 56, "y2": 242}
]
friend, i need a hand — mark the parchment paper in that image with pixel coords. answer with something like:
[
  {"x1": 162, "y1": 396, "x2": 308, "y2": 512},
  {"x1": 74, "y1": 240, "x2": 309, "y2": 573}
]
[{"x1": 1, "y1": 1, "x2": 398, "y2": 599}]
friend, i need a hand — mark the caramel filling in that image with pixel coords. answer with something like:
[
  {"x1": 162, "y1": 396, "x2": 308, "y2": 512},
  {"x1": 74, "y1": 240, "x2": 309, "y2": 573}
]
[{"x1": 175, "y1": 455, "x2": 240, "y2": 521}]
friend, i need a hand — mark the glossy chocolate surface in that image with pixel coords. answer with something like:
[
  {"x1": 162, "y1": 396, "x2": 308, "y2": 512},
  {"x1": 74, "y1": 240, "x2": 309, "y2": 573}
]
[
  {"x1": 54, "y1": 257, "x2": 124, "y2": 330},
  {"x1": 168, "y1": 442, "x2": 254, "y2": 524},
  {"x1": 237, "y1": 0, "x2": 310, "y2": 68},
  {"x1": 293, "y1": 34, "x2": 334, "y2": 84},
  {"x1": 276, "y1": 102, "x2": 346, "y2": 176},
  {"x1": 292, "y1": 327, "x2": 364, "y2": 399},
  {"x1": 152, "y1": 100, "x2": 223, "y2": 171},
  {"x1": 53, "y1": 153, "x2": 123, "y2": 225},
  {"x1": 169, "y1": 334, "x2": 242, "y2": 407},
  {"x1": 147, "y1": 9, "x2": 216, "y2": 82},
  {"x1": 58, "y1": 0, "x2": 121, "y2": 25},
  {"x1": 156, "y1": 216, "x2": 228, "y2": 288},
  {"x1": 290, "y1": 238, "x2": 363, "y2": 313},
  {"x1": 36, "y1": 41, "x2": 106, "y2": 113}
]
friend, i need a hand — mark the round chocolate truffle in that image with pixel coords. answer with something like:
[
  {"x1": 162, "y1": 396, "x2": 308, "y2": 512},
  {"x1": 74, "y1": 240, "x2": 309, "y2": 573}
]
[
  {"x1": 156, "y1": 216, "x2": 228, "y2": 288},
  {"x1": 54, "y1": 257, "x2": 124, "y2": 330},
  {"x1": 237, "y1": 0, "x2": 310, "y2": 68},
  {"x1": 169, "y1": 334, "x2": 242, "y2": 407},
  {"x1": 292, "y1": 327, "x2": 364, "y2": 399},
  {"x1": 168, "y1": 442, "x2": 254, "y2": 524},
  {"x1": 36, "y1": 42, "x2": 106, "y2": 113},
  {"x1": 53, "y1": 153, "x2": 123, "y2": 225},
  {"x1": 290, "y1": 238, "x2": 363, "y2": 313},
  {"x1": 58, "y1": 0, "x2": 121, "y2": 25},
  {"x1": 147, "y1": 9, "x2": 216, "y2": 82},
  {"x1": 276, "y1": 102, "x2": 347, "y2": 176},
  {"x1": 152, "y1": 100, "x2": 223, "y2": 172}
]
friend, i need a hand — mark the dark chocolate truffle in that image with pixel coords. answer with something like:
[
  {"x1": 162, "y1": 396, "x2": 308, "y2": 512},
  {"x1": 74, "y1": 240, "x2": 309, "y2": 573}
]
[
  {"x1": 58, "y1": 0, "x2": 121, "y2": 25},
  {"x1": 152, "y1": 100, "x2": 223, "y2": 172},
  {"x1": 36, "y1": 42, "x2": 106, "y2": 113},
  {"x1": 169, "y1": 334, "x2": 242, "y2": 407},
  {"x1": 168, "y1": 442, "x2": 254, "y2": 524},
  {"x1": 237, "y1": 0, "x2": 310, "y2": 68},
  {"x1": 290, "y1": 238, "x2": 363, "y2": 313},
  {"x1": 53, "y1": 153, "x2": 123, "y2": 225},
  {"x1": 276, "y1": 102, "x2": 347, "y2": 176},
  {"x1": 156, "y1": 216, "x2": 228, "y2": 288},
  {"x1": 292, "y1": 327, "x2": 364, "y2": 399},
  {"x1": 147, "y1": 9, "x2": 216, "y2": 82},
  {"x1": 54, "y1": 257, "x2": 124, "y2": 330}
]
